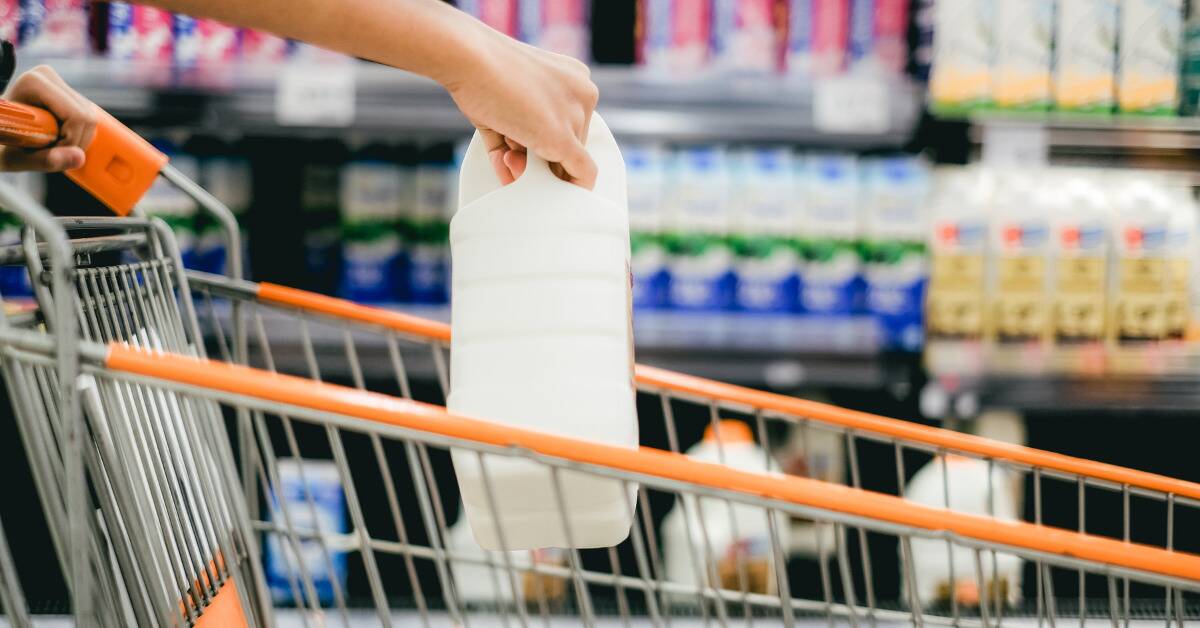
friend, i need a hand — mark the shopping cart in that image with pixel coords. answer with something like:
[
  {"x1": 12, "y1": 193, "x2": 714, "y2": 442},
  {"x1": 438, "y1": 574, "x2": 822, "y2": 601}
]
[{"x1": 0, "y1": 98, "x2": 1195, "y2": 628}]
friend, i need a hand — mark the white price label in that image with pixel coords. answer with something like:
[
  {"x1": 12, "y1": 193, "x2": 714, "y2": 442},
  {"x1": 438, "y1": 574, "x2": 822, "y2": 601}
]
[
  {"x1": 981, "y1": 123, "x2": 1048, "y2": 167},
  {"x1": 813, "y1": 78, "x2": 890, "y2": 134},
  {"x1": 276, "y1": 64, "x2": 356, "y2": 127}
]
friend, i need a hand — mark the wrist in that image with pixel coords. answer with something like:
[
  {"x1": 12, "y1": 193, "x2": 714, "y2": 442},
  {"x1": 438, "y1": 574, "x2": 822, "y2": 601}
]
[{"x1": 426, "y1": 12, "x2": 499, "y2": 89}]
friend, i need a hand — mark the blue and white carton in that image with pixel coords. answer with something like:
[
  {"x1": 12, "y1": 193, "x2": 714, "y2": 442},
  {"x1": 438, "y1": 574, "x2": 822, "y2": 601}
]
[
  {"x1": 797, "y1": 153, "x2": 862, "y2": 315},
  {"x1": 730, "y1": 147, "x2": 800, "y2": 313},
  {"x1": 265, "y1": 459, "x2": 348, "y2": 605},
  {"x1": 664, "y1": 146, "x2": 736, "y2": 311}
]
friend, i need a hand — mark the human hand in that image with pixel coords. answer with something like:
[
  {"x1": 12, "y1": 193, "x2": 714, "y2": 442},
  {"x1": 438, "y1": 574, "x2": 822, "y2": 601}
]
[
  {"x1": 0, "y1": 65, "x2": 97, "y2": 172},
  {"x1": 441, "y1": 32, "x2": 599, "y2": 188}
]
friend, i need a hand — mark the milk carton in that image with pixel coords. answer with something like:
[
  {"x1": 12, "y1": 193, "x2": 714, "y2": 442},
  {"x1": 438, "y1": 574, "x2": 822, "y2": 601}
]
[
  {"x1": 0, "y1": 1, "x2": 19, "y2": 44},
  {"x1": 140, "y1": 141, "x2": 199, "y2": 268},
  {"x1": 626, "y1": 143, "x2": 670, "y2": 309},
  {"x1": 786, "y1": 0, "x2": 850, "y2": 77},
  {"x1": 1118, "y1": 0, "x2": 1183, "y2": 114},
  {"x1": 518, "y1": 0, "x2": 589, "y2": 60},
  {"x1": 730, "y1": 147, "x2": 799, "y2": 313},
  {"x1": 928, "y1": 0, "x2": 993, "y2": 112},
  {"x1": 446, "y1": 506, "x2": 569, "y2": 606},
  {"x1": 1055, "y1": 0, "x2": 1118, "y2": 113},
  {"x1": 712, "y1": 0, "x2": 780, "y2": 73},
  {"x1": 0, "y1": 172, "x2": 43, "y2": 297},
  {"x1": 992, "y1": 0, "x2": 1053, "y2": 110},
  {"x1": 1049, "y1": 175, "x2": 1111, "y2": 343},
  {"x1": 339, "y1": 144, "x2": 404, "y2": 303},
  {"x1": 861, "y1": 156, "x2": 929, "y2": 351},
  {"x1": 664, "y1": 146, "x2": 735, "y2": 311},
  {"x1": 1165, "y1": 187, "x2": 1196, "y2": 339},
  {"x1": 926, "y1": 168, "x2": 991, "y2": 340},
  {"x1": 405, "y1": 144, "x2": 454, "y2": 304},
  {"x1": 639, "y1": 0, "x2": 712, "y2": 76},
  {"x1": 1110, "y1": 177, "x2": 1172, "y2": 342},
  {"x1": 663, "y1": 421, "x2": 789, "y2": 599},
  {"x1": 847, "y1": 0, "x2": 911, "y2": 75},
  {"x1": 18, "y1": 0, "x2": 87, "y2": 57},
  {"x1": 988, "y1": 172, "x2": 1051, "y2": 343},
  {"x1": 264, "y1": 460, "x2": 348, "y2": 605},
  {"x1": 797, "y1": 153, "x2": 861, "y2": 315}
]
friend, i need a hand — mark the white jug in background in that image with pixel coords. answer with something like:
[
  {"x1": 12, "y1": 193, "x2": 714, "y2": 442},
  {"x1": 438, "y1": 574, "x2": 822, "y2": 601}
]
[{"x1": 449, "y1": 114, "x2": 638, "y2": 551}]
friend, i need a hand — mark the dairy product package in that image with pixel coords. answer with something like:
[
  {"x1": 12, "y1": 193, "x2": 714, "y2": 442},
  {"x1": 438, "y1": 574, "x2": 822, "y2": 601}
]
[
  {"x1": 1111, "y1": 178, "x2": 1172, "y2": 342},
  {"x1": 638, "y1": 0, "x2": 712, "y2": 76},
  {"x1": 861, "y1": 156, "x2": 929, "y2": 351},
  {"x1": 339, "y1": 144, "x2": 405, "y2": 303},
  {"x1": 446, "y1": 507, "x2": 570, "y2": 606},
  {"x1": 1117, "y1": 0, "x2": 1183, "y2": 115},
  {"x1": 797, "y1": 153, "x2": 861, "y2": 315},
  {"x1": 0, "y1": 172, "x2": 44, "y2": 297},
  {"x1": 518, "y1": 0, "x2": 590, "y2": 60},
  {"x1": 712, "y1": 0, "x2": 780, "y2": 73},
  {"x1": 928, "y1": 0, "x2": 993, "y2": 112},
  {"x1": 193, "y1": 141, "x2": 252, "y2": 277},
  {"x1": 847, "y1": 0, "x2": 910, "y2": 75},
  {"x1": 786, "y1": 0, "x2": 849, "y2": 77},
  {"x1": 664, "y1": 146, "x2": 735, "y2": 311},
  {"x1": 730, "y1": 147, "x2": 799, "y2": 313},
  {"x1": 1055, "y1": 0, "x2": 1118, "y2": 113},
  {"x1": 107, "y1": 3, "x2": 173, "y2": 62},
  {"x1": 264, "y1": 459, "x2": 348, "y2": 606},
  {"x1": 1165, "y1": 189, "x2": 1197, "y2": 338},
  {"x1": 0, "y1": 1, "x2": 19, "y2": 44},
  {"x1": 240, "y1": 29, "x2": 293, "y2": 63},
  {"x1": 926, "y1": 168, "x2": 990, "y2": 340},
  {"x1": 405, "y1": 144, "x2": 454, "y2": 304},
  {"x1": 625, "y1": 143, "x2": 670, "y2": 309},
  {"x1": 300, "y1": 139, "x2": 346, "y2": 296},
  {"x1": 174, "y1": 15, "x2": 239, "y2": 69},
  {"x1": 777, "y1": 414, "x2": 841, "y2": 558},
  {"x1": 18, "y1": 0, "x2": 87, "y2": 56},
  {"x1": 459, "y1": 0, "x2": 519, "y2": 36},
  {"x1": 988, "y1": 173, "x2": 1051, "y2": 343},
  {"x1": 1183, "y1": 1, "x2": 1200, "y2": 114},
  {"x1": 140, "y1": 141, "x2": 199, "y2": 269},
  {"x1": 992, "y1": 0, "x2": 1053, "y2": 110},
  {"x1": 1049, "y1": 176, "x2": 1111, "y2": 343}
]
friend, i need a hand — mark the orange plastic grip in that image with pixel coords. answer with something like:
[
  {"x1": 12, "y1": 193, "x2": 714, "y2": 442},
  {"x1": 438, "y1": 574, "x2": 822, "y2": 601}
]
[
  {"x1": 65, "y1": 107, "x2": 167, "y2": 216},
  {"x1": 0, "y1": 99, "x2": 60, "y2": 148},
  {"x1": 0, "y1": 99, "x2": 166, "y2": 215}
]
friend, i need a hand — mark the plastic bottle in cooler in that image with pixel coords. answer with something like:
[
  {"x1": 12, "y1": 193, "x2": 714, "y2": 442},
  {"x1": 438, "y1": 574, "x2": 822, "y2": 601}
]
[
  {"x1": 662, "y1": 420, "x2": 789, "y2": 597},
  {"x1": 926, "y1": 168, "x2": 991, "y2": 340},
  {"x1": 450, "y1": 113, "x2": 636, "y2": 550},
  {"x1": 338, "y1": 143, "x2": 405, "y2": 303},
  {"x1": 446, "y1": 503, "x2": 569, "y2": 605},
  {"x1": 730, "y1": 147, "x2": 799, "y2": 313},
  {"x1": 625, "y1": 143, "x2": 670, "y2": 309},
  {"x1": 988, "y1": 171, "x2": 1051, "y2": 343},
  {"x1": 664, "y1": 146, "x2": 735, "y2": 311},
  {"x1": 405, "y1": 144, "x2": 454, "y2": 304},
  {"x1": 861, "y1": 156, "x2": 929, "y2": 351},
  {"x1": 1048, "y1": 174, "x2": 1111, "y2": 343},
  {"x1": 797, "y1": 153, "x2": 861, "y2": 315},
  {"x1": 1165, "y1": 185, "x2": 1197, "y2": 339},
  {"x1": 1110, "y1": 176, "x2": 1173, "y2": 342},
  {"x1": 140, "y1": 140, "x2": 199, "y2": 269}
]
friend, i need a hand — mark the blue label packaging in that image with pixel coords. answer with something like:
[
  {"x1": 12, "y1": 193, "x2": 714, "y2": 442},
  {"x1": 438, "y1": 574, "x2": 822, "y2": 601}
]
[
  {"x1": 712, "y1": 0, "x2": 780, "y2": 73},
  {"x1": 664, "y1": 146, "x2": 736, "y2": 311},
  {"x1": 797, "y1": 153, "x2": 862, "y2": 315},
  {"x1": 405, "y1": 144, "x2": 453, "y2": 304},
  {"x1": 339, "y1": 150, "x2": 405, "y2": 303},
  {"x1": 625, "y1": 143, "x2": 670, "y2": 309},
  {"x1": 265, "y1": 459, "x2": 348, "y2": 606},
  {"x1": 19, "y1": 0, "x2": 88, "y2": 57},
  {"x1": 730, "y1": 147, "x2": 800, "y2": 313},
  {"x1": 860, "y1": 156, "x2": 930, "y2": 351}
]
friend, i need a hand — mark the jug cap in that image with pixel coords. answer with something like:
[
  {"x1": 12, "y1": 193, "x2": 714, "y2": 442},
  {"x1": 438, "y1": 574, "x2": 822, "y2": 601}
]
[{"x1": 703, "y1": 420, "x2": 754, "y2": 445}]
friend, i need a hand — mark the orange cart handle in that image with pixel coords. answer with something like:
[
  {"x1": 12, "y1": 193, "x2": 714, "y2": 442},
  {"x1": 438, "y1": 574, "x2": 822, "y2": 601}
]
[
  {"x1": 104, "y1": 343, "x2": 1200, "y2": 583},
  {"x1": 0, "y1": 98, "x2": 167, "y2": 215}
]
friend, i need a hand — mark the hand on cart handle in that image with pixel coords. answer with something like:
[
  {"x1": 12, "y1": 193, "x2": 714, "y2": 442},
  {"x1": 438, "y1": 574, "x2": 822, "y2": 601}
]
[{"x1": 0, "y1": 64, "x2": 97, "y2": 173}]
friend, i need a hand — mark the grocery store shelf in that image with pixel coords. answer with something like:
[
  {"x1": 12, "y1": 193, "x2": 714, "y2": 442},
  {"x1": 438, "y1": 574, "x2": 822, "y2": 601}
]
[
  {"x1": 925, "y1": 340, "x2": 1200, "y2": 412},
  {"x1": 216, "y1": 303, "x2": 913, "y2": 390},
  {"x1": 968, "y1": 111, "x2": 1200, "y2": 151},
  {"x1": 25, "y1": 57, "x2": 923, "y2": 145}
]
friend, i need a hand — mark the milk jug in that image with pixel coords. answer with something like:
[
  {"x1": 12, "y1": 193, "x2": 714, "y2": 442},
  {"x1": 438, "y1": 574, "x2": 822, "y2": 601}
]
[{"x1": 450, "y1": 114, "x2": 637, "y2": 551}]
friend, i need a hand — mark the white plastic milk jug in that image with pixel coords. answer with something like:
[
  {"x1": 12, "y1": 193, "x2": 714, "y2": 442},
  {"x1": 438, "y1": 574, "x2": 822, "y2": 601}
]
[{"x1": 449, "y1": 114, "x2": 638, "y2": 551}]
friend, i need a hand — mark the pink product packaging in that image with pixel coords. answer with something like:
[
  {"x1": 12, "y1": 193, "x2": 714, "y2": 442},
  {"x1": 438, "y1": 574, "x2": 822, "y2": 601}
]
[
  {"x1": 240, "y1": 29, "x2": 293, "y2": 63},
  {"x1": 106, "y1": 3, "x2": 172, "y2": 62},
  {"x1": 847, "y1": 0, "x2": 908, "y2": 74},
  {"x1": 0, "y1": 0, "x2": 18, "y2": 44},
  {"x1": 175, "y1": 16, "x2": 238, "y2": 68},
  {"x1": 639, "y1": 0, "x2": 712, "y2": 75},
  {"x1": 785, "y1": 0, "x2": 848, "y2": 77},
  {"x1": 459, "y1": 0, "x2": 519, "y2": 37},
  {"x1": 18, "y1": 0, "x2": 88, "y2": 56},
  {"x1": 711, "y1": 0, "x2": 779, "y2": 73},
  {"x1": 518, "y1": 0, "x2": 589, "y2": 60}
]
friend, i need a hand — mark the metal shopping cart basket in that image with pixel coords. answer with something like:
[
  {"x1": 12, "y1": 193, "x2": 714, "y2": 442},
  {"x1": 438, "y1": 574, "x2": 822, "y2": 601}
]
[{"x1": 0, "y1": 98, "x2": 1195, "y2": 627}]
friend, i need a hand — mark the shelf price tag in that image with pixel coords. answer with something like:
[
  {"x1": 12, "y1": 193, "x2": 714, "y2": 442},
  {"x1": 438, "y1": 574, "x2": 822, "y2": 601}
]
[
  {"x1": 981, "y1": 123, "x2": 1047, "y2": 167},
  {"x1": 276, "y1": 64, "x2": 356, "y2": 127},
  {"x1": 813, "y1": 78, "x2": 890, "y2": 134}
]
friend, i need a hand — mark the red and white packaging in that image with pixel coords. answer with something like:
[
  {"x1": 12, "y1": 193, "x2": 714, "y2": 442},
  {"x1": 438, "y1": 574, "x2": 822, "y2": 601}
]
[
  {"x1": 19, "y1": 0, "x2": 88, "y2": 56},
  {"x1": 711, "y1": 0, "x2": 779, "y2": 73},
  {"x1": 847, "y1": 0, "x2": 909, "y2": 74},
  {"x1": 459, "y1": 0, "x2": 519, "y2": 37},
  {"x1": 0, "y1": 0, "x2": 18, "y2": 44},
  {"x1": 240, "y1": 29, "x2": 293, "y2": 63},
  {"x1": 194, "y1": 19, "x2": 239, "y2": 65},
  {"x1": 638, "y1": 0, "x2": 712, "y2": 76},
  {"x1": 785, "y1": 0, "x2": 849, "y2": 77},
  {"x1": 519, "y1": 0, "x2": 590, "y2": 60}
]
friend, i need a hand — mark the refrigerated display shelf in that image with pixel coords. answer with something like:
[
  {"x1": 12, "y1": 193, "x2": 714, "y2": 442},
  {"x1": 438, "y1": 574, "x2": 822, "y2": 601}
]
[
  {"x1": 24, "y1": 57, "x2": 923, "y2": 145},
  {"x1": 969, "y1": 111, "x2": 1200, "y2": 151}
]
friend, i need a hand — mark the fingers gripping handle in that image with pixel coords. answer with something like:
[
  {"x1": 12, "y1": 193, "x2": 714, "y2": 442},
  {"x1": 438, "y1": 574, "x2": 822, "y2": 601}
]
[{"x1": 0, "y1": 99, "x2": 167, "y2": 215}]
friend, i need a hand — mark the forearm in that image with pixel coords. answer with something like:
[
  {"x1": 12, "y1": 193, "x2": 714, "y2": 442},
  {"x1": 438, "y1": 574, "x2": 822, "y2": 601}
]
[{"x1": 139, "y1": 0, "x2": 490, "y2": 85}]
